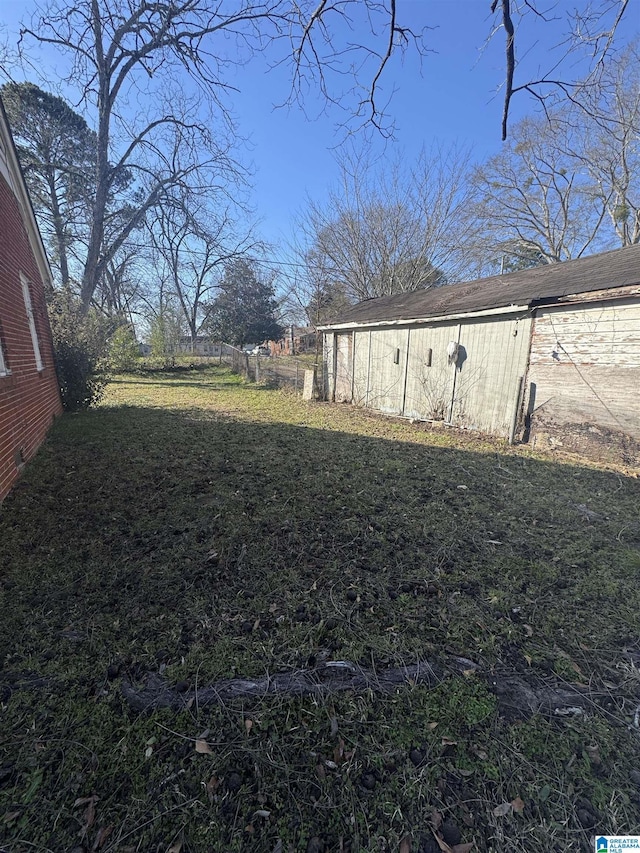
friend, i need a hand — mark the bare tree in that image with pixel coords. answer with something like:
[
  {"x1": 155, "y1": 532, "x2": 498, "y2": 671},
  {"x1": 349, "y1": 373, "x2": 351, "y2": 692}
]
[
  {"x1": 149, "y1": 195, "x2": 259, "y2": 351},
  {"x1": 297, "y1": 145, "x2": 477, "y2": 303},
  {"x1": 490, "y1": 0, "x2": 630, "y2": 139},
  {"x1": 473, "y1": 41, "x2": 640, "y2": 268},
  {"x1": 472, "y1": 112, "x2": 612, "y2": 265},
  {"x1": 19, "y1": 0, "x2": 261, "y2": 312},
  {"x1": 14, "y1": 1, "x2": 631, "y2": 314},
  {"x1": 567, "y1": 40, "x2": 640, "y2": 247}
]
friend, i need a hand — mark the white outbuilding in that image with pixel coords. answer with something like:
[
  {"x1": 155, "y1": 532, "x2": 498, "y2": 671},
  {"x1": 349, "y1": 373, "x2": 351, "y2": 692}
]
[{"x1": 320, "y1": 244, "x2": 640, "y2": 463}]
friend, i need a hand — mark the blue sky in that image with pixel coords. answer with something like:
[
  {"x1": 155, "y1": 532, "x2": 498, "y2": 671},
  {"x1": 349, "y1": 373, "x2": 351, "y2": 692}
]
[{"x1": 1, "y1": 0, "x2": 638, "y2": 261}]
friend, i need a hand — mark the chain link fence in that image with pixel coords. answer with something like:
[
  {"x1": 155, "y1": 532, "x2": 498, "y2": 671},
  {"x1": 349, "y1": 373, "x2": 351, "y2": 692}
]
[{"x1": 219, "y1": 344, "x2": 325, "y2": 397}]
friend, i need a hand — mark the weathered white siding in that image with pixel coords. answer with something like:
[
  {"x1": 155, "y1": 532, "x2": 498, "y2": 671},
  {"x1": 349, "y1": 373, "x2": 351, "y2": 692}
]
[
  {"x1": 352, "y1": 331, "x2": 370, "y2": 406},
  {"x1": 365, "y1": 329, "x2": 409, "y2": 414},
  {"x1": 323, "y1": 295, "x2": 640, "y2": 456},
  {"x1": 324, "y1": 332, "x2": 335, "y2": 399},
  {"x1": 325, "y1": 313, "x2": 532, "y2": 438},
  {"x1": 403, "y1": 323, "x2": 458, "y2": 420},
  {"x1": 527, "y1": 299, "x2": 640, "y2": 441},
  {"x1": 334, "y1": 333, "x2": 353, "y2": 403},
  {"x1": 452, "y1": 315, "x2": 532, "y2": 435}
]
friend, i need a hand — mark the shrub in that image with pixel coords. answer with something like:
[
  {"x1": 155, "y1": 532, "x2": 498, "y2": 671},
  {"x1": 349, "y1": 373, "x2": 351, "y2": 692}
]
[
  {"x1": 107, "y1": 324, "x2": 140, "y2": 373},
  {"x1": 47, "y1": 289, "x2": 111, "y2": 411}
]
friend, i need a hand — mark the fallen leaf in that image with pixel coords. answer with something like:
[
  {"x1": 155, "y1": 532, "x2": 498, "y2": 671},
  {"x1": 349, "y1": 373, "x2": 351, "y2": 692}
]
[
  {"x1": 493, "y1": 802, "x2": 511, "y2": 817},
  {"x1": 245, "y1": 824, "x2": 254, "y2": 834},
  {"x1": 511, "y1": 797, "x2": 525, "y2": 813},
  {"x1": 427, "y1": 721, "x2": 439, "y2": 730},
  {"x1": 399, "y1": 835, "x2": 412, "y2": 852},
  {"x1": 166, "y1": 840, "x2": 182, "y2": 853},
  {"x1": 523, "y1": 653, "x2": 533, "y2": 666},
  {"x1": 195, "y1": 739, "x2": 213, "y2": 754},
  {"x1": 441, "y1": 736, "x2": 458, "y2": 746},
  {"x1": 451, "y1": 844, "x2": 475, "y2": 853},
  {"x1": 84, "y1": 797, "x2": 97, "y2": 833},
  {"x1": 269, "y1": 603, "x2": 277, "y2": 613},
  {"x1": 433, "y1": 833, "x2": 454, "y2": 852},
  {"x1": 459, "y1": 769, "x2": 474, "y2": 777},
  {"x1": 3, "y1": 812, "x2": 20, "y2": 824},
  {"x1": 92, "y1": 826, "x2": 113, "y2": 851},
  {"x1": 254, "y1": 809, "x2": 271, "y2": 818},
  {"x1": 206, "y1": 776, "x2": 219, "y2": 801},
  {"x1": 245, "y1": 719, "x2": 253, "y2": 734},
  {"x1": 431, "y1": 809, "x2": 442, "y2": 830},
  {"x1": 538, "y1": 784, "x2": 551, "y2": 802},
  {"x1": 315, "y1": 763, "x2": 326, "y2": 780},
  {"x1": 472, "y1": 747, "x2": 488, "y2": 760},
  {"x1": 523, "y1": 624, "x2": 533, "y2": 637}
]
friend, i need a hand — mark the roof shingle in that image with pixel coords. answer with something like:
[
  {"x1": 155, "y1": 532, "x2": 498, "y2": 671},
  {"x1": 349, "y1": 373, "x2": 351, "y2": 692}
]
[{"x1": 324, "y1": 244, "x2": 640, "y2": 327}]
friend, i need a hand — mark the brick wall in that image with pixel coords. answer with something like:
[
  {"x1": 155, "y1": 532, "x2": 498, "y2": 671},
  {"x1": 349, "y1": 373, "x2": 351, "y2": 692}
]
[{"x1": 0, "y1": 173, "x2": 63, "y2": 503}]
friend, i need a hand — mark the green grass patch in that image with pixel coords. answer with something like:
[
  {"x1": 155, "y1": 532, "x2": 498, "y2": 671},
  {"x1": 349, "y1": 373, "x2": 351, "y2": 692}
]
[{"x1": 1, "y1": 366, "x2": 639, "y2": 851}]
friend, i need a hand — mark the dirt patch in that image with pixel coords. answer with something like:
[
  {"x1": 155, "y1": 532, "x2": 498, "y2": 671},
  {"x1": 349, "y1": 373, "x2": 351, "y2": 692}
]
[{"x1": 531, "y1": 418, "x2": 640, "y2": 467}]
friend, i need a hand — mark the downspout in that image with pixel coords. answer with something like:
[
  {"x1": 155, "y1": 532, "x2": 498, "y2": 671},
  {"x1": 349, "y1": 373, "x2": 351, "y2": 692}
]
[
  {"x1": 520, "y1": 309, "x2": 537, "y2": 443},
  {"x1": 447, "y1": 323, "x2": 462, "y2": 424},
  {"x1": 508, "y1": 376, "x2": 524, "y2": 444}
]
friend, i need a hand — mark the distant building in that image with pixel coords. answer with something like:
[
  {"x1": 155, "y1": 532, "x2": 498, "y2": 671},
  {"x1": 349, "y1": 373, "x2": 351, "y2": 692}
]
[
  {"x1": 175, "y1": 337, "x2": 222, "y2": 357},
  {"x1": 269, "y1": 325, "x2": 317, "y2": 356},
  {"x1": 0, "y1": 96, "x2": 63, "y2": 504}
]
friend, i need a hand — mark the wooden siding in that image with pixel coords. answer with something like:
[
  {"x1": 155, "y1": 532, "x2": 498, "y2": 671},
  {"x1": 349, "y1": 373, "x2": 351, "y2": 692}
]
[
  {"x1": 352, "y1": 331, "x2": 370, "y2": 406},
  {"x1": 527, "y1": 300, "x2": 640, "y2": 441},
  {"x1": 365, "y1": 329, "x2": 409, "y2": 414},
  {"x1": 403, "y1": 323, "x2": 458, "y2": 420},
  {"x1": 323, "y1": 333, "x2": 335, "y2": 398},
  {"x1": 334, "y1": 333, "x2": 352, "y2": 403},
  {"x1": 328, "y1": 313, "x2": 532, "y2": 438},
  {"x1": 452, "y1": 315, "x2": 532, "y2": 435}
]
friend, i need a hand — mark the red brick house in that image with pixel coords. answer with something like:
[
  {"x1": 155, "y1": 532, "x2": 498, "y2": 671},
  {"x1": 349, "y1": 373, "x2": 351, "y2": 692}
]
[
  {"x1": 268, "y1": 325, "x2": 317, "y2": 356},
  {"x1": 0, "y1": 97, "x2": 62, "y2": 504}
]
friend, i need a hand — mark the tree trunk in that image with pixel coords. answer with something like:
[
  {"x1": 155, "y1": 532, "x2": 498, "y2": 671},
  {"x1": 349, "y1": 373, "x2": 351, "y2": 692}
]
[
  {"x1": 46, "y1": 168, "x2": 70, "y2": 288},
  {"x1": 80, "y1": 0, "x2": 109, "y2": 314}
]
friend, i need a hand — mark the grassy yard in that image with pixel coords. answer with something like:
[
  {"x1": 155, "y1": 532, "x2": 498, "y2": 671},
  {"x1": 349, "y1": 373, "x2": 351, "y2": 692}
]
[{"x1": 1, "y1": 365, "x2": 639, "y2": 853}]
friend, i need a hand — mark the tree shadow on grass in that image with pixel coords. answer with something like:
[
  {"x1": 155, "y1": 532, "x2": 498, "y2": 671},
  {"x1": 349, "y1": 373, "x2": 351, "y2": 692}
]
[{"x1": 0, "y1": 404, "x2": 639, "y2": 852}]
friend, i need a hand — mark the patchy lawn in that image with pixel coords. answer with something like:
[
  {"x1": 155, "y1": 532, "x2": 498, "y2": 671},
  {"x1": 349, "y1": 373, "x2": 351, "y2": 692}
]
[{"x1": 1, "y1": 365, "x2": 639, "y2": 853}]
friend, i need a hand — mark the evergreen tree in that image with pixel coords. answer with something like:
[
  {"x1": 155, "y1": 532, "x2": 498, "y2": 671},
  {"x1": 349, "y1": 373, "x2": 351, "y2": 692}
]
[{"x1": 204, "y1": 260, "x2": 282, "y2": 347}]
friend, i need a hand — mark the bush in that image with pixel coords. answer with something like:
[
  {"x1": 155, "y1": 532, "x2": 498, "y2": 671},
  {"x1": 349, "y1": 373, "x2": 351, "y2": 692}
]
[
  {"x1": 107, "y1": 324, "x2": 140, "y2": 373},
  {"x1": 47, "y1": 290, "x2": 111, "y2": 411}
]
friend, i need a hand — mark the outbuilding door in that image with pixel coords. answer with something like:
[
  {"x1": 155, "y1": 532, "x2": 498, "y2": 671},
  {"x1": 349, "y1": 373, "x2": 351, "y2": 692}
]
[{"x1": 334, "y1": 333, "x2": 353, "y2": 402}]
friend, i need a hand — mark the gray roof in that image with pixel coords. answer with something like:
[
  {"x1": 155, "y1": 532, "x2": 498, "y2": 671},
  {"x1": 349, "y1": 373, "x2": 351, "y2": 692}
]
[{"x1": 324, "y1": 244, "x2": 640, "y2": 327}]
